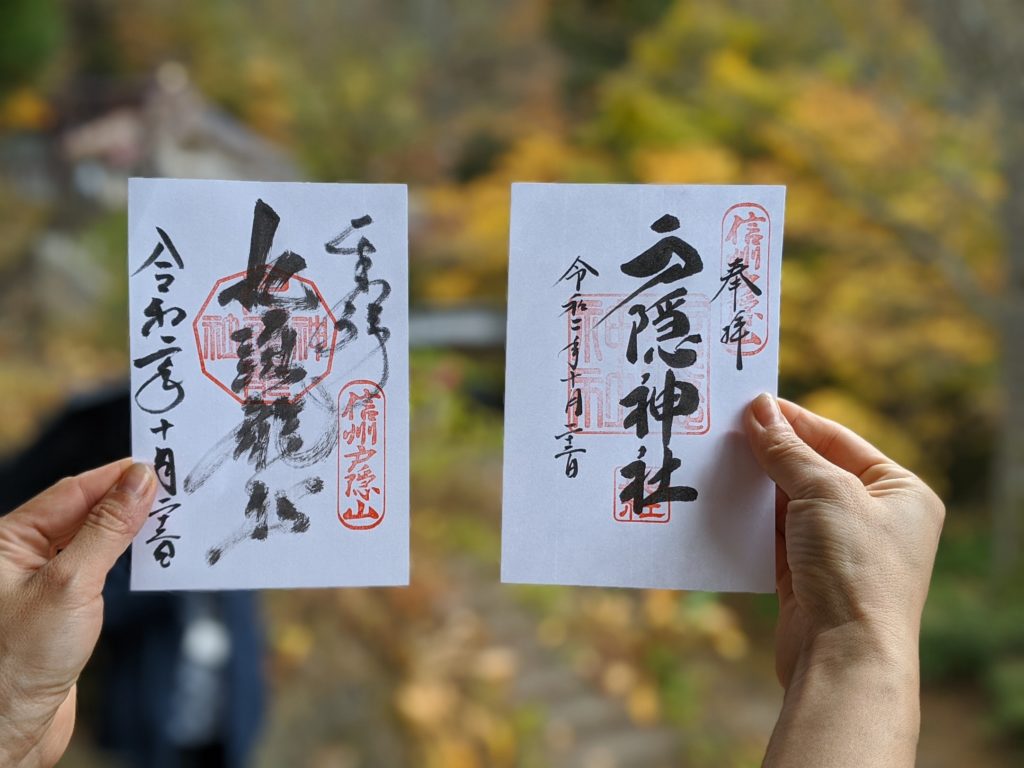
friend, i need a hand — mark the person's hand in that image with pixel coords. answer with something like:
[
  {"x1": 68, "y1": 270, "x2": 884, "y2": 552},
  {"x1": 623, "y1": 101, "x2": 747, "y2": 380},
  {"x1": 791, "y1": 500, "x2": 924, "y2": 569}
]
[
  {"x1": 0, "y1": 459, "x2": 156, "y2": 768},
  {"x1": 746, "y1": 394, "x2": 944, "y2": 685},
  {"x1": 745, "y1": 394, "x2": 944, "y2": 767}
]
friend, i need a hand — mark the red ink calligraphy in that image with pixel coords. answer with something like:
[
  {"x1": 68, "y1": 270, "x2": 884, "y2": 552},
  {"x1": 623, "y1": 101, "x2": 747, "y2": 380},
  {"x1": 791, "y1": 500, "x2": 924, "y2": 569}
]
[
  {"x1": 613, "y1": 465, "x2": 671, "y2": 523},
  {"x1": 567, "y1": 294, "x2": 710, "y2": 436},
  {"x1": 337, "y1": 380, "x2": 386, "y2": 530},
  {"x1": 715, "y1": 203, "x2": 771, "y2": 369},
  {"x1": 194, "y1": 270, "x2": 339, "y2": 404}
]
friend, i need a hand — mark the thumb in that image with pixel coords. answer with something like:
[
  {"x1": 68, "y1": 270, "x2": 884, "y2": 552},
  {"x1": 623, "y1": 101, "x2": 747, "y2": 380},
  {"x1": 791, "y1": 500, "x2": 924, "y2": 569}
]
[
  {"x1": 48, "y1": 462, "x2": 156, "y2": 593},
  {"x1": 744, "y1": 393, "x2": 848, "y2": 501}
]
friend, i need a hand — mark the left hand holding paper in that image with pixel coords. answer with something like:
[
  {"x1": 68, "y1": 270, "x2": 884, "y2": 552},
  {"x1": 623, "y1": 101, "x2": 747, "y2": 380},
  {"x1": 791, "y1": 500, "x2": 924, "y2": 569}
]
[{"x1": 0, "y1": 460, "x2": 156, "y2": 767}]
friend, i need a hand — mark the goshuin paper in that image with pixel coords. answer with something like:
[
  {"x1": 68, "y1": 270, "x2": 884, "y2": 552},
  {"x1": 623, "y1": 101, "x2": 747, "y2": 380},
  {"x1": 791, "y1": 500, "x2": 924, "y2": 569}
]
[
  {"x1": 502, "y1": 183, "x2": 785, "y2": 592},
  {"x1": 128, "y1": 178, "x2": 408, "y2": 590}
]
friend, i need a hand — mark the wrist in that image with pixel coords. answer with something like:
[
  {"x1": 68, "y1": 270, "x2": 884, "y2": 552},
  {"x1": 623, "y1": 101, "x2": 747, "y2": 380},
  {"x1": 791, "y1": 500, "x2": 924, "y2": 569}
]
[
  {"x1": 800, "y1": 619, "x2": 919, "y2": 681},
  {"x1": 765, "y1": 622, "x2": 920, "y2": 767},
  {"x1": 0, "y1": 666, "x2": 38, "y2": 767},
  {"x1": 793, "y1": 628, "x2": 919, "y2": 713},
  {"x1": 0, "y1": 717, "x2": 30, "y2": 767}
]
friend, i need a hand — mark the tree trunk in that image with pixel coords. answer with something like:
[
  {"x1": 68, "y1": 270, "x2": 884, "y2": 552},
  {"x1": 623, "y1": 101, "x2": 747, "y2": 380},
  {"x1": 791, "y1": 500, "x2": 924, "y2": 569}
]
[
  {"x1": 913, "y1": 0, "x2": 1024, "y2": 574},
  {"x1": 992, "y1": 142, "x2": 1024, "y2": 573}
]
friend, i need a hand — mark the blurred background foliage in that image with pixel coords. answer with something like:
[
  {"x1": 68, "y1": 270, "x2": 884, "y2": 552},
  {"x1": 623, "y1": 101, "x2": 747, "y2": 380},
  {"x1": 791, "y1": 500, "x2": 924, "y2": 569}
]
[{"x1": 1, "y1": 0, "x2": 1022, "y2": 766}]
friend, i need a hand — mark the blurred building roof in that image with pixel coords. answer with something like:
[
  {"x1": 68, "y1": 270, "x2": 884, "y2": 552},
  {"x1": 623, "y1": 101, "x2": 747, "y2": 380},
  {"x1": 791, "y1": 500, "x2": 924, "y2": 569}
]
[{"x1": 56, "y1": 63, "x2": 298, "y2": 208}]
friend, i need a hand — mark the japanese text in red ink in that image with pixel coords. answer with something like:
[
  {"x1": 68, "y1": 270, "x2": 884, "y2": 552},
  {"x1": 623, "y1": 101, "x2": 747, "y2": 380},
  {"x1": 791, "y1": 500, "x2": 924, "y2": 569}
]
[
  {"x1": 338, "y1": 381, "x2": 385, "y2": 529},
  {"x1": 714, "y1": 204, "x2": 770, "y2": 371}
]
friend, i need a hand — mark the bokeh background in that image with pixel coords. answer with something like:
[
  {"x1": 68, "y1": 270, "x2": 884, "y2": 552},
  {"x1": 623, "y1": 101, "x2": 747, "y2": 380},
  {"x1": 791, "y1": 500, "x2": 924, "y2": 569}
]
[{"x1": 1, "y1": 1, "x2": 1022, "y2": 766}]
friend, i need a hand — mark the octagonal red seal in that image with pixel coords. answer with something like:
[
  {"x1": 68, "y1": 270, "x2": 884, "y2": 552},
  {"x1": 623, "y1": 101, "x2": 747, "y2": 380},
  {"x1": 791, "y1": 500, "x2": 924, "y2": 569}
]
[{"x1": 192, "y1": 270, "x2": 339, "y2": 404}]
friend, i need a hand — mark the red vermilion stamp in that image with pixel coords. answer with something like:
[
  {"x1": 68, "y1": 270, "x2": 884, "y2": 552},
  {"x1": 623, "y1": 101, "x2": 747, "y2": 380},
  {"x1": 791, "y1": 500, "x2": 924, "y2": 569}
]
[
  {"x1": 613, "y1": 465, "x2": 672, "y2": 523},
  {"x1": 568, "y1": 294, "x2": 710, "y2": 436},
  {"x1": 193, "y1": 270, "x2": 338, "y2": 404},
  {"x1": 719, "y1": 203, "x2": 770, "y2": 360},
  {"x1": 337, "y1": 380, "x2": 386, "y2": 530}
]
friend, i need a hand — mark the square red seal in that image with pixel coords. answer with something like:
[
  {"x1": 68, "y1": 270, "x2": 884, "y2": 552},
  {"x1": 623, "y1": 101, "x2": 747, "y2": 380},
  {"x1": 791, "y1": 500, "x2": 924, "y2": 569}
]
[
  {"x1": 567, "y1": 293, "x2": 710, "y2": 437},
  {"x1": 613, "y1": 465, "x2": 672, "y2": 524}
]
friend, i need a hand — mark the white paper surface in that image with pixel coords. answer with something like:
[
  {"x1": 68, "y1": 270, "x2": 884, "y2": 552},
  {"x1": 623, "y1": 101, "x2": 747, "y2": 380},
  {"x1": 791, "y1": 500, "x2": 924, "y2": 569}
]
[
  {"x1": 128, "y1": 179, "x2": 408, "y2": 590},
  {"x1": 501, "y1": 183, "x2": 784, "y2": 592}
]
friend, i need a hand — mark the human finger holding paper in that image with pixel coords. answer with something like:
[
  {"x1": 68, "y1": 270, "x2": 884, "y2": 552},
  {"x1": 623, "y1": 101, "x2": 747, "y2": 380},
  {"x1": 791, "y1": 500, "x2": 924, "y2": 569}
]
[
  {"x1": 745, "y1": 393, "x2": 944, "y2": 767},
  {"x1": 0, "y1": 460, "x2": 157, "y2": 768}
]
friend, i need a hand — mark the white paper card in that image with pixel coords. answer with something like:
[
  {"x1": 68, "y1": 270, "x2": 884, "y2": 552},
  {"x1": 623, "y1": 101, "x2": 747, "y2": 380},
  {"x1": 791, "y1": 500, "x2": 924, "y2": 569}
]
[
  {"x1": 128, "y1": 179, "x2": 408, "y2": 590},
  {"x1": 502, "y1": 183, "x2": 784, "y2": 592}
]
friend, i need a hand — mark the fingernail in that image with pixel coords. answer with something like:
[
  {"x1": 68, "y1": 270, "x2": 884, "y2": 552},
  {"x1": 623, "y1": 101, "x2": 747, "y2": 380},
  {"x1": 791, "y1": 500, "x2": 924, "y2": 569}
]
[
  {"x1": 752, "y1": 393, "x2": 781, "y2": 428},
  {"x1": 117, "y1": 463, "x2": 154, "y2": 497}
]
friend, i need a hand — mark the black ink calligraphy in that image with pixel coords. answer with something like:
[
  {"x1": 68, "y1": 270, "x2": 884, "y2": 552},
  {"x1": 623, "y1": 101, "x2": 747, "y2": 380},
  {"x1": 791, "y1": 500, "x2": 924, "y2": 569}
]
[
  {"x1": 715, "y1": 204, "x2": 770, "y2": 370},
  {"x1": 557, "y1": 256, "x2": 599, "y2": 478},
  {"x1": 132, "y1": 227, "x2": 187, "y2": 567},
  {"x1": 607, "y1": 215, "x2": 703, "y2": 521},
  {"x1": 199, "y1": 199, "x2": 329, "y2": 564}
]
